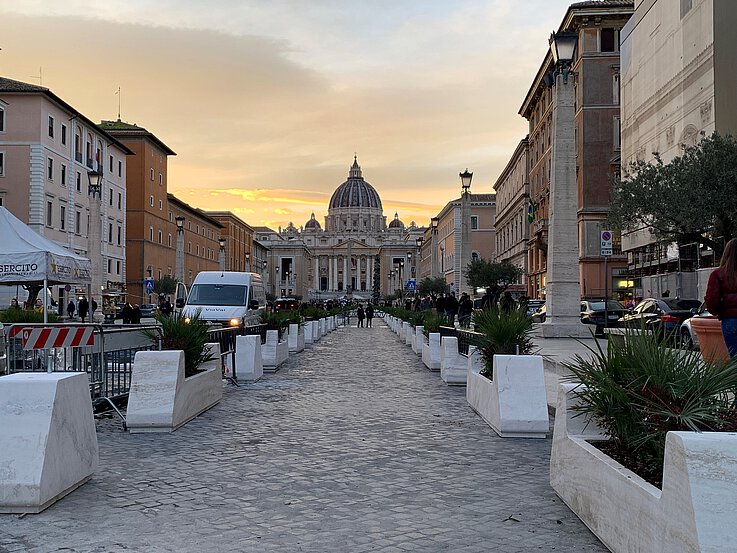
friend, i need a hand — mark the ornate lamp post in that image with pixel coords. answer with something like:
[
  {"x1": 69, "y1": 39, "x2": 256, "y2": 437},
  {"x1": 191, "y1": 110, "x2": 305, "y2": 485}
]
[
  {"x1": 245, "y1": 251, "x2": 251, "y2": 272},
  {"x1": 87, "y1": 169, "x2": 103, "y2": 323},
  {"x1": 175, "y1": 216, "x2": 185, "y2": 285},
  {"x1": 430, "y1": 216, "x2": 439, "y2": 278},
  {"x1": 459, "y1": 169, "x2": 472, "y2": 296},
  {"x1": 218, "y1": 237, "x2": 226, "y2": 271},
  {"x1": 541, "y1": 30, "x2": 588, "y2": 338}
]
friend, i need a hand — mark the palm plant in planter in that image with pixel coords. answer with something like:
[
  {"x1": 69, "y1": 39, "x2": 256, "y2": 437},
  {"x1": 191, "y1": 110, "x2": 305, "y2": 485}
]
[
  {"x1": 472, "y1": 308, "x2": 534, "y2": 378},
  {"x1": 421, "y1": 313, "x2": 446, "y2": 337},
  {"x1": 565, "y1": 328, "x2": 737, "y2": 485},
  {"x1": 142, "y1": 311, "x2": 213, "y2": 378}
]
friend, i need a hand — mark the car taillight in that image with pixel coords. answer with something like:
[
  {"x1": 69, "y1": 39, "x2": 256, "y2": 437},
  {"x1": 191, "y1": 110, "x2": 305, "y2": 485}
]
[{"x1": 661, "y1": 314, "x2": 679, "y2": 323}]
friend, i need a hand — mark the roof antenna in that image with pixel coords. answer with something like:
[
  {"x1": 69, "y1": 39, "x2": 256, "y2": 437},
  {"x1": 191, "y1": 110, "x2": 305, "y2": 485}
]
[{"x1": 115, "y1": 86, "x2": 121, "y2": 121}]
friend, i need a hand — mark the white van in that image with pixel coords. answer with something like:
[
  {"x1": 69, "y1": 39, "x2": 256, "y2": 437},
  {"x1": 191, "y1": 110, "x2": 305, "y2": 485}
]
[{"x1": 181, "y1": 271, "x2": 266, "y2": 328}]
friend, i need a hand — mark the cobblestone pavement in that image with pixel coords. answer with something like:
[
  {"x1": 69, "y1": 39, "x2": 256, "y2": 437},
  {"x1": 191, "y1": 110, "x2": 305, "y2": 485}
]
[{"x1": 0, "y1": 320, "x2": 606, "y2": 553}]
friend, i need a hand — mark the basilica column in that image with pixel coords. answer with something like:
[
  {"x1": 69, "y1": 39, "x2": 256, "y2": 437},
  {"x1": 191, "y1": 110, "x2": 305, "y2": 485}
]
[
  {"x1": 343, "y1": 256, "x2": 348, "y2": 291},
  {"x1": 367, "y1": 256, "x2": 373, "y2": 292},
  {"x1": 314, "y1": 256, "x2": 319, "y2": 292},
  {"x1": 333, "y1": 256, "x2": 338, "y2": 290}
]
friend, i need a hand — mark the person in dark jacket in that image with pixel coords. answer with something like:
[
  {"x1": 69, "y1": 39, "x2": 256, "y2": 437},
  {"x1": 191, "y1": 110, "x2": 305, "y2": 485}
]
[
  {"x1": 445, "y1": 291, "x2": 459, "y2": 323},
  {"x1": 78, "y1": 296, "x2": 89, "y2": 323},
  {"x1": 366, "y1": 304, "x2": 374, "y2": 328},
  {"x1": 435, "y1": 293, "x2": 446, "y2": 317},
  {"x1": 67, "y1": 299, "x2": 76, "y2": 320},
  {"x1": 356, "y1": 305, "x2": 365, "y2": 328},
  {"x1": 458, "y1": 293, "x2": 473, "y2": 328},
  {"x1": 120, "y1": 302, "x2": 134, "y2": 324},
  {"x1": 705, "y1": 238, "x2": 737, "y2": 357},
  {"x1": 131, "y1": 304, "x2": 142, "y2": 324}
]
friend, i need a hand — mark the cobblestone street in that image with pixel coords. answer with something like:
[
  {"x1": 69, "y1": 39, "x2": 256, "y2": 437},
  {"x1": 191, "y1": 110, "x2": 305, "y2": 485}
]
[{"x1": 0, "y1": 320, "x2": 605, "y2": 553}]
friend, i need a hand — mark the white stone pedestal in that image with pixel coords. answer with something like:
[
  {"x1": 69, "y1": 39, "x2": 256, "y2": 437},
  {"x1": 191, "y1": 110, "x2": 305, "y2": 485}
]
[
  {"x1": 235, "y1": 334, "x2": 263, "y2": 381},
  {"x1": 304, "y1": 321, "x2": 315, "y2": 345},
  {"x1": 288, "y1": 323, "x2": 305, "y2": 353},
  {"x1": 263, "y1": 329, "x2": 289, "y2": 371},
  {"x1": 466, "y1": 354, "x2": 548, "y2": 438},
  {"x1": 440, "y1": 336, "x2": 467, "y2": 385},
  {"x1": 412, "y1": 326, "x2": 424, "y2": 355},
  {"x1": 0, "y1": 372, "x2": 99, "y2": 513},
  {"x1": 127, "y1": 345, "x2": 223, "y2": 433},
  {"x1": 404, "y1": 323, "x2": 413, "y2": 346},
  {"x1": 422, "y1": 332, "x2": 441, "y2": 371}
]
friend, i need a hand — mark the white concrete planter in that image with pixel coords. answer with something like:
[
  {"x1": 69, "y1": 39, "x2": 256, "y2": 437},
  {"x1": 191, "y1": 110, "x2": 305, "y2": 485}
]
[
  {"x1": 404, "y1": 322, "x2": 413, "y2": 346},
  {"x1": 263, "y1": 329, "x2": 289, "y2": 371},
  {"x1": 127, "y1": 344, "x2": 223, "y2": 433},
  {"x1": 412, "y1": 326, "x2": 424, "y2": 355},
  {"x1": 440, "y1": 336, "x2": 467, "y2": 385},
  {"x1": 304, "y1": 320, "x2": 315, "y2": 345},
  {"x1": 466, "y1": 354, "x2": 548, "y2": 438},
  {"x1": 235, "y1": 334, "x2": 263, "y2": 382},
  {"x1": 319, "y1": 318, "x2": 327, "y2": 336},
  {"x1": 422, "y1": 332, "x2": 441, "y2": 371},
  {"x1": 0, "y1": 372, "x2": 99, "y2": 513},
  {"x1": 288, "y1": 323, "x2": 305, "y2": 353},
  {"x1": 467, "y1": 345, "x2": 484, "y2": 374},
  {"x1": 551, "y1": 383, "x2": 737, "y2": 553},
  {"x1": 398, "y1": 321, "x2": 407, "y2": 341}
]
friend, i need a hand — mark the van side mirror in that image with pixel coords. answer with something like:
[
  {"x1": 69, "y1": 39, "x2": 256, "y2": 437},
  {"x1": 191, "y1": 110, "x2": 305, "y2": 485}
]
[
  {"x1": 249, "y1": 299, "x2": 260, "y2": 309},
  {"x1": 175, "y1": 298, "x2": 185, "y2": 309}
]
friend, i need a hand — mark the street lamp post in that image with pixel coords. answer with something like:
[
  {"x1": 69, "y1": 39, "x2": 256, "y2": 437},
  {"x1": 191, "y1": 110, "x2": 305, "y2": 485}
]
[
  {"x1": 541, "y1": 30, "x2": 588, "y2": 338},
  {"x1": 175, "y1": 216, "x2": 185, "y2": 285},
  {"x1": 245, "y1": 251, "x2": 251, "y2": 272},
  {"x1": 87, "y1": 169, "x2": 103, "y2": 323},
  {"x1": 430, "y1": 217, "x2": 439, "y2": 278},
  {"x1": 459, "y1": 169, "x2": 472, "y2": 296},
  {"x1": 218, "y1": 237, "x2": 226, "y2": 271}
]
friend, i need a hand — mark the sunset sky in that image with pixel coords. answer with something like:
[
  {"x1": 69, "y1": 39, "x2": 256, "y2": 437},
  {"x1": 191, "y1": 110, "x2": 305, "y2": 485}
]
[{"x1": 1, "y1": 1, "x2": 574, "y2": 230}]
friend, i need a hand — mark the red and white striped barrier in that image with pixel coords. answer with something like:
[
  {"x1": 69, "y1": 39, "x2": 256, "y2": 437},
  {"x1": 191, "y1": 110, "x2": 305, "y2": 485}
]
[{"x1": 21, "y1": 327, "x2": 95, "y2": 350}]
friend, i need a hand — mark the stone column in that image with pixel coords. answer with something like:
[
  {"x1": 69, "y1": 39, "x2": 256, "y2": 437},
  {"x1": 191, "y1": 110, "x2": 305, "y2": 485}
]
[
  {"x1": 541, "y1": 70, "x2": 588, "y2": 338},
  {"x1": 314, "y1": 256, "x2": 319, "y2": 292},
  {"x1": 367, "y1": 256, "x2": 373, "y2": 292},
  {"x1": 343, "y1": 256, "x2": 348, "y2": 291}
]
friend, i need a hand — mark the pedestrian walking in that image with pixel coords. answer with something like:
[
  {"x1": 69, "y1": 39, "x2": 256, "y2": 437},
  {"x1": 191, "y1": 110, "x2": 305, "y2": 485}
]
[
  {"x1": 458, "y1": 293, "x2": 473, "y2": 328},
  {"x1": 67, "y1": 299, "x2": 76, "y2": 320},
  {"x1": 78, "y1": 295, "x2": 89, "y2": 323},
  {"x1": 445, "y1": 291, "x2": 459, "y2": 324},
  {"x1": 500, "y1": 291, "x2": 516, "y2": 314},
  {"x1": 91, "y1": 298, "x2": 98, "y2": 321},
  {"x1": 131, "y1": 304, "x2": 142, "y2": 324},
  {"x1": 356, "y1": 305, "x2": 365, "y2": 328},
  {"x1": 705, "y1": 238, "x2": 737, "y2": 357},
  {"x1": 120, "y1": 302, "x2": 133, "y2": 324},
  {"x1": 366, "y1": 304, "x2": 374, "y2": 328}
]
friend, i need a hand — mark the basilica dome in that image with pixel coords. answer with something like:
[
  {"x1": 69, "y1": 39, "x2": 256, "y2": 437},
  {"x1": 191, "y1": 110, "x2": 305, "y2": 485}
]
[
  {"x1": 328, "y1": 157, "x2": 383, "y2": 210},
  {"x1": 304, "y1": 212, "x2": 321, "y2": 231}
]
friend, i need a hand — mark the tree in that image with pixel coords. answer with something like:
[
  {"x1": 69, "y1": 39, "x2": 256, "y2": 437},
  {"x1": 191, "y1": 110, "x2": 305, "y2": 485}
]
[
  {"x1": 464, "y1": 259, "x2": 523, "y2": 292},
  {"x1": 154, "y1": 275, "x2": 178, "y2": 296},
  {"x1": 608, "y1": 132, "x2": 737, "y2": 259},
  {"x1": 372, "y1": 254, "x2": 381, "y2": 302},
  {"x1": 418, "y1": 277, "x2": 448, "y2": 296}
]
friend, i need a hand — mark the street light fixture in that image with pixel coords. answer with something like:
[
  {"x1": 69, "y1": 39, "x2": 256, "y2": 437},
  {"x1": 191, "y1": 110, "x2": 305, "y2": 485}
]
[
  {"x1": 459, "y1": 169, "x2": 473, "y2": 194},
  {"x1": 86, "y1": 169, "x2": 103, "y2": 323},
  {"x1": 218, "y1": 237, "x2": 226, "y2": 271},
  {"x1": 459, "y1": 169, "x2": 472, "y2": 295},
  {"x1": 175, "y1": 216, "x2": 185, "y2": 284},
  {"x1": 245, "y1": 251, "x2": 251, "y2": 272},
  {"x1": 549, "y1": 31, "x2": 577, "y2": 82}
]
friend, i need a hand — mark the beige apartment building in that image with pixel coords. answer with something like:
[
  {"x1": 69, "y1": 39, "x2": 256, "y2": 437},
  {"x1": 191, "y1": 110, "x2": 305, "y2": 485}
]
[
  {"x1": 519, "y1": 1, "x2": 632, "y2": 300},
  {"x1": 0, "y1": 77, "x2": 130, "y2": 310},
  {"x1": 493, "y1": 138, "x2": 530, "y2": 295},
  {"x1": 207, "y1": 211, "x2": 255, "y2": 272},
  {"x1": 620, "y1": 0, "x2": 737, "y2": 299}
]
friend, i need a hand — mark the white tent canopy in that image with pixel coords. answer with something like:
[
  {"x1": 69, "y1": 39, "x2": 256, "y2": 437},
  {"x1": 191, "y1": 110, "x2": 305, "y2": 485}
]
[{"x1": 0, "y1": 207, "x2": 91, "y2": 285}]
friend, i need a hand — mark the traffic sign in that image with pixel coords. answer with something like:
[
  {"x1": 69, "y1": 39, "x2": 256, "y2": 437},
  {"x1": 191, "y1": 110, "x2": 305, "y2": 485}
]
[
  {"x1": 144, "y1": 277, "x2": 155, "y2": 294},
  {"x1": 406, "y1": 279, "x2": 416, "y2": 291},
  {"x1": 600, "y1": 230, "x2": 613, "y2": 257}
]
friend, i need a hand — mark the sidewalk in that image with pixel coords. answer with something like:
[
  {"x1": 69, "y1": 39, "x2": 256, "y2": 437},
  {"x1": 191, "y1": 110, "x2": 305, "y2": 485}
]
[{"x1": 0, "y1": 320, "x2": 605, "y2": 553}]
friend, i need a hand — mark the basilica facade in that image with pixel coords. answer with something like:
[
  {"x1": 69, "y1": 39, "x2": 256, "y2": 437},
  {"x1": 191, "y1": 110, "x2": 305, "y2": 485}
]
[{"x1": 256, "y1": 158, "x2": 423, "y2": 300}]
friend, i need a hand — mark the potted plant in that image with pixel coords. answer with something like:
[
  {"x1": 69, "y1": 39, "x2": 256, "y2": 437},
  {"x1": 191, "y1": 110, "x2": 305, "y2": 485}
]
[
  {"x1": 552, "y1": 328, "x2": 737, "y2": 552},
  {"x1": 466, "y1": 308, "x2": 548, "y2": 438},
  {"x1": 127, "y1": 311, "x2": 222, "y2": 433}
]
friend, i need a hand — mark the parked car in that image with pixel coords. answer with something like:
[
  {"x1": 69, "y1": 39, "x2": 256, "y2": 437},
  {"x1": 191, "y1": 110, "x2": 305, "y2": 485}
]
[
  {"x1": 526, "y1": 299, "x2": 545, "y2": 318},
  {"x1": 274, "y1": 297, "x2": 299, "y2": 311},
  {"x1": 531, "y1": 303, "x2": 546, "y2": 323},
  {"x1": 139, "y1": 304, "x2": 158, "y2": 318},
  {"x1": 618, "y1": 298, "x2": 702, "y2": 339},
  {"x1": 679, "y1": 302, "x2": 712, "y2": 350},
  {"x1": 580, "y1": 300, "x2": 628, "y2": 335}
]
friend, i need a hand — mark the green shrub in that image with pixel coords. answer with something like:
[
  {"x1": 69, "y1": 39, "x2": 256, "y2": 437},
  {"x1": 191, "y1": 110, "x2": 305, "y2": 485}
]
[
  {"x1": 565, "y1": 328, "x2": 737, "y2": 485},
  {"x1": 471, "y1": 308, "x2": 534, "y2": 378},
  {"x1": 142, "y1": 311, "x2": 214, "y2": 378},
  {"x1": 421, "y1": 314, "x2": 447, "y2": 336},
  {"x1": 0, "y1": 309, "x2": 60, "y2": 324}
]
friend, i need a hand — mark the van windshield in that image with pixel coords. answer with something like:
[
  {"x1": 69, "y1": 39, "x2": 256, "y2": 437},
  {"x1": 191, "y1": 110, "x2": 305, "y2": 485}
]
[{"x1": 187, "y1": 284, "x2": 248, "y2": 306}]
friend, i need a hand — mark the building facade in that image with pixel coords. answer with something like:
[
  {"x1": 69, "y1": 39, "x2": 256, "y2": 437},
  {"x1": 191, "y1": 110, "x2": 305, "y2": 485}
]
[
  {"x1": 494, "y1": 137, "x2": 530, "y2": 294},
  {"x1": 620, "y1": 0, "x2": 737, "y2": 299},
  {"x1": 519, "y1": 1, "x2": 633, "y2": 300},
  {"x1": 207, "y1": 211, "x2": 255, "y2": 273},
  {"x1": 256, "y1": 158, "x2": 424, "y2": 301},
  {"x1": 0, "y1": 77, "x2": 131, "y2": 310},
  {"x1": 100, "y1": 120, "x2": 177, "y2": 303}
]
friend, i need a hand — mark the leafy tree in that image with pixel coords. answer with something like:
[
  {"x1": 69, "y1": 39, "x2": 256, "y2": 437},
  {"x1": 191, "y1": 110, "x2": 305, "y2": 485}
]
[
  {"x1": 608, "y1": 132, "x2": 737, "y2": 259},
  {"x1": 464, "y1": 259, "x2": 523, "y2": 292},
  {"x1": 418, "y1": 277, "x2": 448, "y2": 296},
  {"x1": 154, "y1": 275, "x2": 178, "y2": 296},
  {"x1": 372, "y1": 254, "x2": 381, "y2": 303}
]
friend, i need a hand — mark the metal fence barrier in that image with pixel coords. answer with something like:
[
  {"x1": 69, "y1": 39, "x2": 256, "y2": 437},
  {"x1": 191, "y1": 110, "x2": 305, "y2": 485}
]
[
  {"x1": 3, "y1": 323, "x2": 162, "y2": 428},
  {"x1": 206, "y1": 326, "x2": 239, "y2": 386},
  {"x1": 439, "y1": 325, "x2": 484, "y2": 355},
  {"x1": 243, "y1": 323, "x2": 267, "y2": 344}
]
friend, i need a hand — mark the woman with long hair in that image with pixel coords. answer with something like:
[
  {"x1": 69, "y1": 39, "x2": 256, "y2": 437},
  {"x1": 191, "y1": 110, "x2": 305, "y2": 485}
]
[{"x1": 705, "y1": 238, "x2": 737, "y2": 357}]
